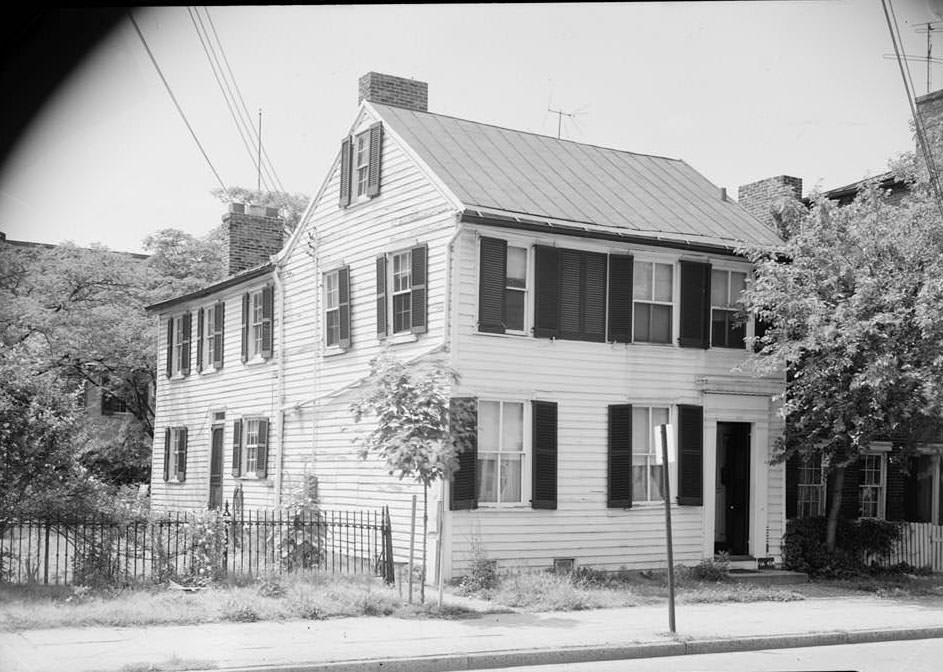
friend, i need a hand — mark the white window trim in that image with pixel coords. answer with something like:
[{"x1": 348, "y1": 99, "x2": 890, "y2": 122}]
[
  {"x1": 388, "y1": 249, "x2": 413, "y2": 336},
  {"x1": 474, "y1": 233, "x2": 533, "y2": 338},
  {"x1": 631, "y1": 405, "x2": 672, "y2": 504},
  {"x1": 201, "y1": 303, "x2": 218, "y2": 375},
  {"x1": 169, "y1": 427, "x2": 186, "y2": 483},
  {"x1": 710, "y1": 268, "x2": 748, "y2": 349},
  {"x1": 858, "y1": 452, "x2": 887, "y2": 519},
  {"x1": 632, "y1": 259, "x2": 675, "y2": 345},
  {"x1": 240, "y1": 417, "x2": 266, "y2": 479},
  {"x1": 476, "y1": 398, "x2": 531, "y2": 509},
  {"x1": 323, "y1": 269, "x2": 342, "y2": 349},
  {"x1": 354, "y1": 130, "x2": 371, "y2": 202},
  {"x1": 797, "y1": 455, "x2": 827, "y2": 518}
]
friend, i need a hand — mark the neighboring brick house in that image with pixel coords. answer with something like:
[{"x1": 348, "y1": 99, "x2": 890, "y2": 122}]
[{"x1": 149, "y1": 72, "x2": 790, "y2": 578}]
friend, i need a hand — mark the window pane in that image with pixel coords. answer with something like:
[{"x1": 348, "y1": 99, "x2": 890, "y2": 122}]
[
  {"x1": 500, "y1": 455, "x2": 522, "y2": 502},
  {"x1": 731, "y1": 272, "x2": 747, "y2": 303},
  {"x1": 479, "y1": 401, "x2": 500, "y2": 451},
  {"x1": 649, "y1": 464, "x2": 665, "y2": 500},
  {"x1": 634, "y1": 303, "x2": 651, "y2": 342},
  {"x1": 392, "y1": 293, "x2": 411, "y2": 333},
  {"x1": 502, "y1": 402, "x2": 524, "y2": 452},
  {"x1": 653, "y1": 263, "x2": 673, "y2": 302},
  {"x1": 505, "y1": 289, "x2": 525, "y2": 331},
  {"x1": 632, "y1": 407, "x2": 649, "y2": 455},
  {"x1": 632, "y1": 465, "x2": 648, "y2": 501},
  {"x1": 326, "y1": 310, "x2": 339, "y2": 346},
  {"x1": 650, "y1": 304, "x2": 671, "y2": 343},
  {"x1": 506, "y1": 247, "x2": 527, "y2": 288},
  {"x1": 711, "y1": 310, "x2": 728, "y2": 347},
  {"x1": 477, "y1": 455, "x2": 498, "y2": 502},
  {"x1": 652, "y1": 407, "x2": 669, "y2": 427},
  {"x1": 711, "y1": 270, "x2": 728, "y2": 307},
  {"x1": 325, "y1": 272, "x2": 338, "y2": 309},
  {"x1": 634, "y1": 261, "x2": 652, "y2": 300}
]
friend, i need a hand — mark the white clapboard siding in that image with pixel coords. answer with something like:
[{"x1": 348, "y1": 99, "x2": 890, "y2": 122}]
[
  {"x1": 444, "y1": 226, "x2": 785, "y2": 576},
  {"x1": 150, "y1": 276, "x2": 280, "y2": 512},
  {"x1": 275, "y1": 106, "x2": 459, "y2": 563}
]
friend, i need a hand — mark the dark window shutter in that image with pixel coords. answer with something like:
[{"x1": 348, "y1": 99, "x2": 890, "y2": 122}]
[
  {"x1": 261, "y1": 285, "x2": 274, "y2": 359},
  {"x1": 256, "y1": 419, "x2": 269, "y2": 478},
  {"x1": 376, "y1": 256, "x2": 387, "y2": 338},
  {"x1": 608, "y1": 404, "x2": 633, "y2": 508},
  {"x1": 366, "y1": 122, "x2": 383, "y2": 198},
  {"x1": 197, "y1": 307, "x2": 204, "y2": 372},
  {"x1": 608, "y1": 255, "x2": 634, "y2": 343},
  {"x1": 449, "y1": 398, "x2": 478, "y2": 510},
  {"x1": 339, "y1": 136, "x2": 352, "y2": 208},
  {"x1": 885, "y1": 456, "x2": 906, "y2": 521},
  {"x1": 785, "y1": 455, "x2": 799, "y2": 519},
  {"x1": 679, "y1": 261, "x2": 711, "y2": 348},
  {"x1": 478, "y1": 237, "x2": 507, "y2": 334},
  {"x1": 165, "y1": 317, "x2": 174, "y2": 378},
  {"x1": 163, "y1": 428, "x2": 170, "y2": 482},
  {"x1": 338, "y1": 266, "x2": 351, "y2": 349},
  {"x1": 232, "y1": 419, "x2": 243, "y2": 477},
  {"x1": 181, "y1": 312, "x2": 191, "y2": 376},
  {"x1": 532, "y1": 401, "x2": 558, "y2": 509},
  {"x1": 677, "y1": 404, "x2": 704, "y2": 505},
  {"x1": 410, "y1": 245, "x2": 427, "y2": 334},
  {"x1": 582, "y1": 251, "x2": 607, "y2": 342},
  {"x1": 214, "y1": 300, "x2": 224, "y2": 369},
  {"x1": 534, "y1": 246, "x2": 560, "y2": 338},
  {"x1": 178, "y1": 427, "x2": 188, "y2": 482},
  {"x1": 241, "y1": 293, "x2": 249, "y2": 362}
]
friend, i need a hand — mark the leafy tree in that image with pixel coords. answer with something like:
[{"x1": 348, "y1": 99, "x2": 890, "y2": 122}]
[
  {"x1": 143, "y1": 227, "x2": 226, "y2": 292},
  {"x1": 741, "y1": 155, "x2": 943, "y2": 551},
  {"x1": 349, "y1": 352, "x2": 467, "y2": 602}
]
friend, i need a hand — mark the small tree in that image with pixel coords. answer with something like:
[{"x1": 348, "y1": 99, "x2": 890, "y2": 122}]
[{"x1": 349, "y1": 352, "x2": 463, "y2": 602}]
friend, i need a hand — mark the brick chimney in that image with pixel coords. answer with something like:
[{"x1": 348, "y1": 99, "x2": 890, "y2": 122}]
[
  {"x1": 916, "y1": 88, "x2": 943, "y2": 148},
  {"x1": 358, "y1": 72, "x2": 428, "y2": 112},
  {"x1": 737, "y1": 175, "x2": 803, "y2": 230},
  {"x1": 222, "y1": 203, "x2": 283, "y2": 275}
]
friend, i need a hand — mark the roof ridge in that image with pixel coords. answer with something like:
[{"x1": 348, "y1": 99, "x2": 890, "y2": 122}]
[{"x1": 371, "y1": 102, "x2": 686, "y2": 164}]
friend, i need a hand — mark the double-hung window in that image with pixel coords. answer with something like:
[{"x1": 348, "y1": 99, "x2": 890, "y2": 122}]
[
  {"x1": 632, "y1": 406, "x2": 669, "y2": 502},
  {"x1": 377, "y1": 245, "x2": 427, "y2": 338},
  {"x1": 241, "y1": 286, "x2": 273, "y2": 361},
  {"x1": 859, "y1": 454, "x2": 886, "y2": 518},
  {"x1": 197, "y1": 301, "x2": 224, "y2": 372},
  {"x1": 355, "y1": 131, "x2": 371, "y2": 199},
  {"x1": 232, "y1": 417, "x2": 269, "y2": 478},
  {"x1": 633, "y1": 261, "x2": 673, "y2": 344},
  {"x1": 711, "y1": 269, "x2": 747, "y2": 348},
  {"x1": 324, "y1": 267, "x2": 351, "y2": 349},
  {"x1": 251, "y1": 291, "x2": 264, "y2": 356},
  {"x1": 477, "y1": 401, "x2": 525, "y2": 504},
  {"x1": 391, "y1": 250, "x2": 412, "y2": 334},
  {"x1": 204, "y1": 304, "x2": 217, "y2": 366},
  {"x1": 339, "y1": 122, "x2": 383, "y2": 207},
  {"x1": 478, "y1": 237, "x2": 529, "y2": 334},
  {"x1": 797, "y1": 455, "x2": 826, "y2": 518},
  {"x1": 163, "y1": 426, "x2": 188, "y2": 482},
  {"x1": 165, "y1": 313, "x2": 192, "y2": 378}
]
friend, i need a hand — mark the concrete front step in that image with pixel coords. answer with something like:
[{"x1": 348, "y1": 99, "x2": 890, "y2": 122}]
[{"x1": 726, "y1": 568, "x2": 809, "y2": 585}]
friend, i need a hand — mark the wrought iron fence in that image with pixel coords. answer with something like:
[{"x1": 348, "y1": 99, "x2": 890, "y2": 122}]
[{"x1": 0, "y1": 507, "x2": 394, "y2": 586}]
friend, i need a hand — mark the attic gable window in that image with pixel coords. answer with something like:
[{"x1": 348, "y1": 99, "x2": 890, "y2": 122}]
[{"x1": 339, "y1": 122, "x2": 383, "y2": 208}]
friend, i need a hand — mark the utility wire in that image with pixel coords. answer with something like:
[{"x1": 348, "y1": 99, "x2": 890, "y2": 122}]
[
  {"x1": 187, "y1": 7, "x2": 276, "y2": 192},
  {"x1": 129, "y1": 12, "x2": 228, "y2": 192},
  {"x1": 203, "y1": 7, "x2": 286, "y2": 192},
  {"x1": 882, "y1": 0, "x2": 943, "y2": 220}
]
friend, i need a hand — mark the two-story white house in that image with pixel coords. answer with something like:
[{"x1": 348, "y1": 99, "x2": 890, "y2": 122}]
[{"x1": 149, "y1": 72, "x2": 785, "y2": 579}]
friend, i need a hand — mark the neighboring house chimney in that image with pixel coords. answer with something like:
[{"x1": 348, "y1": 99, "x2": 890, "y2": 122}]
[
  {"x1": 358, "y1": 72, "x2": 428, "y2": 112},
  {"x1": 916, "y1": 88, "x2": 943, "y2": 146},
  {"x1": 222, "y1": 203, "x2": 283, "y2": 275},
  {"x1": 737, "y1": 175, "x2": 803, "y2": 230}
]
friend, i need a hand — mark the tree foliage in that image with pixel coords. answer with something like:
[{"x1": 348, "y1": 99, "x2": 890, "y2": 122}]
[{"x1": 741, "y1": 150, "x2": 943, "y2": 548}]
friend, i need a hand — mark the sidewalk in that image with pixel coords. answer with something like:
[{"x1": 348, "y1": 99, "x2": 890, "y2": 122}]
[{"x1": 2, "y1": 594, "x2": 943, "y2": 672}]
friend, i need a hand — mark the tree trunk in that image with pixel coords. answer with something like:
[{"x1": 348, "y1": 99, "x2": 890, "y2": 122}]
[
  {"x1": 421, "y1": 485, "x2": 427, "y2": 604},
  {"x1": 825, "y1": 466, "x2": 844, "y2": 552}
]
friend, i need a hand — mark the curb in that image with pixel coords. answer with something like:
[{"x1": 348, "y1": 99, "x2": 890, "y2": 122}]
[{"x1": 203, "y1": 626, "x2": 943, "y2": 672}]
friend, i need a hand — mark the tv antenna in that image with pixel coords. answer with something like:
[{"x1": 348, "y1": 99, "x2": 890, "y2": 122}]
[
  {"x1": 914, "y1": 21, "x2": 942, "y2": 92},
  {"x1": 548, "y1": 107, "x2": 577, "y2": 139}
]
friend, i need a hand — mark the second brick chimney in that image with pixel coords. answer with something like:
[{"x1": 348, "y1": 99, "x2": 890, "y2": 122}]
[
  {"x1": 222, "y1": 203, "x2": 283, "y2": 275},
  {"x1": 737, "y1": 175, "x2": 803, "y2": 231},
  {"x1": 358, "y1": 72, "x2": 428, "y2": 112}
]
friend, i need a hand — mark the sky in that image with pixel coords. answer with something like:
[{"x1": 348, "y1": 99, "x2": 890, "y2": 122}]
[{"x1": 1, "y1": 1, "x2": 942, "y2": 253}]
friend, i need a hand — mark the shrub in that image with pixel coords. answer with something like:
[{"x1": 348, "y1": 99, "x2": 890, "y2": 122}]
[
  {"x1": 220, "y1": 599, "x2": 259, "y2": 622},
  {"x1": 679, "y1": 556, "x2": 730, "y2": 583},
  {"x1": 782, "y1": 516, "x2": 901, "y2": 577},
  {"x1": 456, "y1": 538, "x2": 498, "y2": 595}
]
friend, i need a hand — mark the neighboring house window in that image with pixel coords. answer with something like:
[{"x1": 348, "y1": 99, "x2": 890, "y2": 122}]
[
  {"x1": 162, "y1": 427, "x2": 188, "y2": 482},
  {"x1": 376, "y1": 246, "x2": 427, "y2": 338},
  {"x1": 339, "y1": 122, "x2": 383, "y2": 208},
  {"x1": 711, "y1": 269, "x2": 747, "y2": 348},
  {"x1": 632, "y1": 406, "x2": 669, "y2": 502},
  {"x1": 197, "y1": 301, "x2": 224, "y2": 371},
  {"x1": 633, "y1": 261, "x2": 673, "y2": 344},
  {"x1": 478, "y1": 237, "x2": 529, "y2": 334},
  {"x1": 165, "y1": 313, "x2": 192, "y2": 378},
  {"x1": 859, "y1": 453, "x2": 886, "y2": 518},
  {"x1": 101, "y1": 389, "x2": 128, "y2": 415},
  {"x1": 797, "y1": 455, "x2": 826, "y2": 518},
  {"x1": 231, "y1": 417, "x2": 269, "y2": 478},
  {"x1": 477, "y1": 401, "x2": 525, "y2": 504},
  {"x1": 241, "y1": 286, "x2": 273, "y2": 361},
  {"x1": 324, "y1": 267, "x2": 351, "y2": 349}
]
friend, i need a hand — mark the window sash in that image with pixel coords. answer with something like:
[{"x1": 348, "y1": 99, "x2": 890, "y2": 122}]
[
  {"x1": 631, "y1": 406, "x2": 669, "y2": 502},
  {"x1": 505, "y1": 246, "x2": 528, "y2": 332},
  {"x1": 324, "y1": 271, "x2": 340, "y2": 347},
  {"x1": 390, "y1": 251, "x2": 412, "y2": 333},
  {"x1": 244, "y1": 420, "x2": 260, "y2": 474},
  {"x1": 251, "y1": 291, "x2": 263, "y2": 356},
  {"x1": 633, "y1": 261, "x2": 673, "y2": 343},
  {"x1": 204, "y1": 305, "x2": 216, "y2": 366},
  {"x1": 355, "y1": 132, "x2": 370, "y2": 197},
  {"x1": 859, "y1": 454, "x2": 885, "y2": 518},
  {"x1": 171, "y1": 428, "x2": 186, "y2": 478},
  {"x1": 477, "y1": 401, "x2": 525, "y2": 504},
  {"x1": 174, "y1": 318, "x2": 185, "y2": 372}
]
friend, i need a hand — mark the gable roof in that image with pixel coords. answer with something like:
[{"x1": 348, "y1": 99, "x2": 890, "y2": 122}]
[{"x1": 371, "y1": 103, "x2": 781, "y2": 251}]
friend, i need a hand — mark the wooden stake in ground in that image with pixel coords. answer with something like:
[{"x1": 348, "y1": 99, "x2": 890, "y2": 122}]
[
  {"x1": 435, "y1": 497, "x2": 444, "y2": 608},
  {"x1": 408, "y1": 494, "x2": 417, "y2": 604}
]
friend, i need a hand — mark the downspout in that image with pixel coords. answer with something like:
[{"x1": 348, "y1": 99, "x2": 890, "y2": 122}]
[{"x1": 274, "y1": 262, "x2": 287, "y2": 508}]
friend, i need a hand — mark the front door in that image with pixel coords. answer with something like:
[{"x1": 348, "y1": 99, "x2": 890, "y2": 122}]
[
  {"x1": 209, "y1": 426, "x2": 224, "y2": 509},
  {"x1": 716, "y1": 422, "x2": 751, "y2": 556}
]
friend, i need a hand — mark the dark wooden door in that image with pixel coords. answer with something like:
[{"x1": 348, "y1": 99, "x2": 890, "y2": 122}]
[
  {"x1": 209, "y1": 426, "x2": 224, "y2": 509},
  {"x1": 719, "y1": 423, "x2": 751, "y2": 555}
]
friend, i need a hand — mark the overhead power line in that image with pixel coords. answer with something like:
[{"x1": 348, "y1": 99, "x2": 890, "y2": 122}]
[{"x1": 128, "y1": 12, "x2": 228, "y2": 192}]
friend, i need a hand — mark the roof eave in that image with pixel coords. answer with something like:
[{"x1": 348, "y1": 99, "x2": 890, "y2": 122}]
[{"x1": 145, "y1": 263, "x2": 274, "y2": 314}]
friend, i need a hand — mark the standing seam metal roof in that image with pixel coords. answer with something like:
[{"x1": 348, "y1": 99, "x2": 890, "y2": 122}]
[{"x1": 372, "y1": 103, "x2": 782, "y2": 249}]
